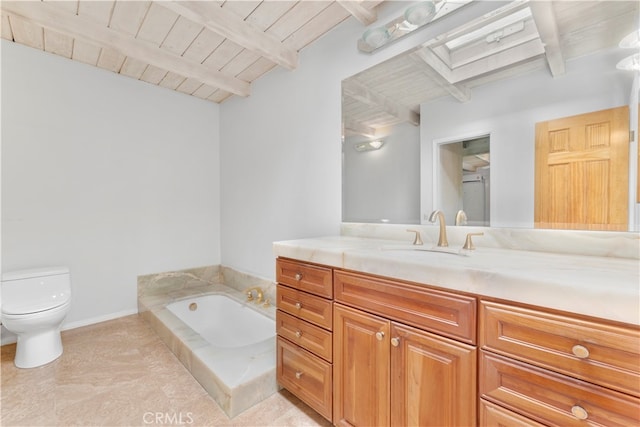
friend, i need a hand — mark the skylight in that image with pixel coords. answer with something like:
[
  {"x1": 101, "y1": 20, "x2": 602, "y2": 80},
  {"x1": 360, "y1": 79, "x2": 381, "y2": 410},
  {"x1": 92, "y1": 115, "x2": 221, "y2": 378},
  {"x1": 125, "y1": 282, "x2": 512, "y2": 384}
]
[{"x1": 445, "y1": 7, "x2": 533, "y2": 50}]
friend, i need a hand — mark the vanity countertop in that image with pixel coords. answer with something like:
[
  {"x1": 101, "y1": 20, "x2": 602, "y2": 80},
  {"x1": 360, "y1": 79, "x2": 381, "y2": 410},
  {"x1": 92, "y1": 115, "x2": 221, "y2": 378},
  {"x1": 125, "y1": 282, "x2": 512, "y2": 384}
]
[{"x1": 273, "y1": 236, "x2": 640, "y2": 326}]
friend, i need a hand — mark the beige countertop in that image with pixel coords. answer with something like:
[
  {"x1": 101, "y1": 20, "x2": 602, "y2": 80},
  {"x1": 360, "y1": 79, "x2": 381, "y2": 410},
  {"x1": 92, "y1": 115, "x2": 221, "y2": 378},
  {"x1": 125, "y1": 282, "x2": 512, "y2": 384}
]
[{"x1": 273, "y1": 236, "x2": 640, "y2": 326}]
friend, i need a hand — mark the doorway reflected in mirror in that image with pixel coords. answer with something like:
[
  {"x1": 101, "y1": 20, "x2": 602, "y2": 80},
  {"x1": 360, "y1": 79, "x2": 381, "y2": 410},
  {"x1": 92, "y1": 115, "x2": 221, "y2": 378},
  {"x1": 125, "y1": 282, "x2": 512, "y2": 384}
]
[{"x1": 437, "y1": 136, "x2": 490, "y2": 227}]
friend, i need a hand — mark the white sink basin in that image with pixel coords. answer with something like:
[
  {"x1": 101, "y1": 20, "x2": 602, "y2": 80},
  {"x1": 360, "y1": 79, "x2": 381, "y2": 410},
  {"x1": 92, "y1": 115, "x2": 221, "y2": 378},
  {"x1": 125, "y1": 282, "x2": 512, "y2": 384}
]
[{"x1": 380, "y1": 244, "x2": 470, "y2": 256}]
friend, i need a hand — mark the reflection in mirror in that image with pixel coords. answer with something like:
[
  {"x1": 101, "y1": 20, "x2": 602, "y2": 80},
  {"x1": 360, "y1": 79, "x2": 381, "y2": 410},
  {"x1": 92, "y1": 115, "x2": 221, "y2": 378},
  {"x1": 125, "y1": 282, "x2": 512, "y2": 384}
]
[
  {"x1": 342, "y1": 122, "x2": 420, "y2": 224},
  {"x1": 534, "y1": 106, "x2": 630, "y2": 231},
  {"x1": 342, "y1": 0, "x2": 639, "y2": 230},
  {"x1": 423, "y1": 49, "x2": 633, "y2": 229},
  {"x1": 437, "y1": 136, "x2": 490, "y2": 227}
]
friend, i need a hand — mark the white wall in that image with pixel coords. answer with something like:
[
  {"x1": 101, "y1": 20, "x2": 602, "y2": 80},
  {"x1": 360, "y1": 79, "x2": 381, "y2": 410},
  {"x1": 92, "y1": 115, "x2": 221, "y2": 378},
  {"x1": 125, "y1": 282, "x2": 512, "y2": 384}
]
[
  {"x1": 6, "y1": 0, "x2": 611, "y2": 332},
  {"x1": 2, "y1": 41, "x2": 221, "y2": 330},
  {"x1": 343, "y1": 122, "x2": 420, "y2": 224},
  {"x1": 219, "y1": 1, "x2": 504, "y2": 279},
  {"x1": 421, "y1": 48, "x2": 635, "y2": 228},
  {"x1": 0, "y1": 0, "x2": 501, "y2": 332}
]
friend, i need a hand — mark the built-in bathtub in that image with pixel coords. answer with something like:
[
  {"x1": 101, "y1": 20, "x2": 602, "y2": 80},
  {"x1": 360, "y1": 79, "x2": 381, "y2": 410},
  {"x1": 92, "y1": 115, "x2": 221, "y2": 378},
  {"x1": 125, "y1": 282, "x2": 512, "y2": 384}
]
[
  {"x1": 167, "y1": 295, "x2": 275, "y2": 349},
  {"x1": 138, "y1": 275, "x2": 278, "y2": 418}
]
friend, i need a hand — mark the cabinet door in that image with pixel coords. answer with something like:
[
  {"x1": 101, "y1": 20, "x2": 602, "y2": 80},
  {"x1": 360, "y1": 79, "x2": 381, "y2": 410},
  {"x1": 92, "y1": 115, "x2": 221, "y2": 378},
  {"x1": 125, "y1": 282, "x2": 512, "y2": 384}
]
[
  {"x1": 334, "y1": 303, "x2": 390, "y2": 427},
  {"x1": 390, "y1": 322, "x2": 477, "y2": 427},
  {"x1": 480, "y1": 400, "x2": 546, "y2": 427}
]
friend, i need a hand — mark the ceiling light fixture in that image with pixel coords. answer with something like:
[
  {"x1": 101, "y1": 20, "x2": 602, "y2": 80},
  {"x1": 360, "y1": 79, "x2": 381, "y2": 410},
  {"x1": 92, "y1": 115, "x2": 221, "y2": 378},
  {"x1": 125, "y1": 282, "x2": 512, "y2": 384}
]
[
  {"x1": 358, "y1": 0, "x2": 472, "y2": 53},
  {"x1": 354, "y1": 140, "x2": 385, "y2": 152},
  {"x1": 617, "y1": 29, "x2": 640, "y2": 71},
  {"x1": 404, "y1": 1, "x2": 437, "y2": 27},
  {"x1": 362, "y1": 27, "x2": 390, "y2": 49},
  {"x1": 619, "y1": 30, "x2": 640, "y2": 49},
  {"x1": 616, "y1": 53, "x2": 640, "y2": 72}
]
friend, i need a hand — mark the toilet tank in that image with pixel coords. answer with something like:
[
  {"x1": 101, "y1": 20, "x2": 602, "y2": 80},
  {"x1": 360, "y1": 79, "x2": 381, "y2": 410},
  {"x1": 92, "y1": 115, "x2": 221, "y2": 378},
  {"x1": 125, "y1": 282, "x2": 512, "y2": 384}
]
[{"x1": 1, "y1": 267, "x2": 71, "y2": 315}]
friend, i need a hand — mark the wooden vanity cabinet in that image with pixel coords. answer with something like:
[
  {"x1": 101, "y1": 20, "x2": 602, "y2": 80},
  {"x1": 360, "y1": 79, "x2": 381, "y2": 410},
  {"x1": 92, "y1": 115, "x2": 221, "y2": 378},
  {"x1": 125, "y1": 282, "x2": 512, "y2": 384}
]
[
  {"x1": 333, "y1": 271, "x2": 477, "y2": 427},
  {"x1": 479, "y1": 300, "x2": 640, "y2": 426},
  {"x1": 276, "y1": 258, "x2": 333, "y2": 422},
  {"x1": 275, "y1": 255, "x2": 640, "y2": 427}
]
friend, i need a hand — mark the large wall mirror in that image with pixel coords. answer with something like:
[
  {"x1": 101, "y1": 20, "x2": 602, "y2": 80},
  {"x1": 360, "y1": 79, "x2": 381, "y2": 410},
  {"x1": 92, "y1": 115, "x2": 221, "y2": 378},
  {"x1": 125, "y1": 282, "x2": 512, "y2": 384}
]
[{"x1": 342, "y1": 0, "x2": 639, "y2": 231}]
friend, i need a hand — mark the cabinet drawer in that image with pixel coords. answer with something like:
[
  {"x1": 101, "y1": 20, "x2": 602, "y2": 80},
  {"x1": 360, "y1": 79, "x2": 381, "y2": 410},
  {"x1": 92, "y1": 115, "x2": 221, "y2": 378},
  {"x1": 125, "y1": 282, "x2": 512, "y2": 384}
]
[
  {"x1": 277, "y1": 284, "x2": 333, "y2": 330},
  {"x1": 334, "y1": 270, "x2": 476, "y2": 344},
  {"x1": 277, "y1": 309, "x2": 332, "y2": 361},
  {"x1": 277, "y1": 337, "x2": 332, "y2": 422},
  {"x1": 276, "y1": 258, "x2": 333, "y2": 298},
  {"x1": 480, "y1": 301, "x2": 640, "y2": 397},
  {"x1": 480, "y1": 351, "x2": 640, "y2": 427},
  {"x1": 480, "y1": 400, "x2": 546, "y2": 427}
]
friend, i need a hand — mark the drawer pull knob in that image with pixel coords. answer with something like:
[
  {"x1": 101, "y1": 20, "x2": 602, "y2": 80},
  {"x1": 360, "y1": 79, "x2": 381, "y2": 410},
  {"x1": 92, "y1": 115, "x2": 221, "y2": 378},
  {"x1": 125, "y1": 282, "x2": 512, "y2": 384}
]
[
  {"x1": 572, "y1": 345, "x2": 590, "y2": 359},
  {"x1": 295, "y1": 273, "x2": 303, "y2": 281},
  {"x1": 571, "y1": 405, "x2": 588, "y2": 420},
  {"x1": 375, "y1": 331, "x2": 385, "y2": 341},
  {"x1": 295, "y1": 330, "x2": 302, "y2": 338},
  {"x1": 295, "y1": 371, "x2": 303, "y2": 379},
  {"x1": 391, "y1": 337, "x2": 400, "y2": 347},
  {"x1": 295, "y1": 302, "x2": 302, "y2": 310}
]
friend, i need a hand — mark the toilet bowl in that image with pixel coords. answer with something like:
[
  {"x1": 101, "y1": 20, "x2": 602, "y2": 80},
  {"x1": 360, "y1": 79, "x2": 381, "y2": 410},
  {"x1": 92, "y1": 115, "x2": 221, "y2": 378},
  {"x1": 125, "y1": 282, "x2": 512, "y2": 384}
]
[{"x1": 1, "y1": 267, "x2": 72, "y2": 368}]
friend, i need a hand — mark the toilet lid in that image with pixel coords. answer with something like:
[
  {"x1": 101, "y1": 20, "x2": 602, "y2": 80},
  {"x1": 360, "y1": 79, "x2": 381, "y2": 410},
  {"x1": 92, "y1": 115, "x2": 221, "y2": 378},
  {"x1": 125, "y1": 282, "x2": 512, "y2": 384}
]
[{"x1": 1, "y1": 290, "x2": 70, "y2": 315}]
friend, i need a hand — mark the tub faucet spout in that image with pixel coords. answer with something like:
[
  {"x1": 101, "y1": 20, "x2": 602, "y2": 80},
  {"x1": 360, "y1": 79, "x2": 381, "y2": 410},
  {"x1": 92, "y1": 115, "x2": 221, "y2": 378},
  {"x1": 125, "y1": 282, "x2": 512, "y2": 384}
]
[
  {"x1": 246, "y1": 287, "x2": 264, "y2": 304},
  {"x1": 429, "y1": 210, "x2": 449, "y2": 247}
]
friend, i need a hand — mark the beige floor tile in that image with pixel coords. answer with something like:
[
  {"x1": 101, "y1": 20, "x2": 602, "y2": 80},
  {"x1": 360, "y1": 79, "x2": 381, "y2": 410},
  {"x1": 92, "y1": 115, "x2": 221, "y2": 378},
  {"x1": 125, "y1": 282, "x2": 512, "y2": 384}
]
[{"x1": 1, "y1": 315, "x2": 330, "y2": 427}]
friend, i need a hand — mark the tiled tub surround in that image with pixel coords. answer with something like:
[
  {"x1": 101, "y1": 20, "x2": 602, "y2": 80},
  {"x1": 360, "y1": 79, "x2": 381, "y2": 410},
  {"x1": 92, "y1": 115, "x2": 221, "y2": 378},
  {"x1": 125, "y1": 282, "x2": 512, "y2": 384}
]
[
  {"x1": 138, "y1": 266, "x2": 278, "y2": 418},
  {"x1": 137, "y1": 265, "x2": 277, "y2": 306},
  {"x1": 274, "y1": 230, "x2": 640, "y2": 326}
]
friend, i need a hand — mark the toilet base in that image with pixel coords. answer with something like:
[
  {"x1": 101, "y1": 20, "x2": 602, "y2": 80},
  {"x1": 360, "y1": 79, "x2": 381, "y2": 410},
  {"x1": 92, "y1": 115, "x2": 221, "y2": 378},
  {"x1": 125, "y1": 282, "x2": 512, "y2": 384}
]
[{"x1": 14, "y1": 329, "x2": 63, "y2": 368}]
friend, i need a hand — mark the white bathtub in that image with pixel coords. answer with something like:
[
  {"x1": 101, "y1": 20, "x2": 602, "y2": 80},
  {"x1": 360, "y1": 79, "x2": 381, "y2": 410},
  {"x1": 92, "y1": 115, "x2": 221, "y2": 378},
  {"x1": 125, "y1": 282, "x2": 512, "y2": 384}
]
[
  {"x1": 167, "y1": 294, "x2": 275, "y2": 348},
  {"x1": 155, "y1": 292, "x2": 277, "y2": 418}
]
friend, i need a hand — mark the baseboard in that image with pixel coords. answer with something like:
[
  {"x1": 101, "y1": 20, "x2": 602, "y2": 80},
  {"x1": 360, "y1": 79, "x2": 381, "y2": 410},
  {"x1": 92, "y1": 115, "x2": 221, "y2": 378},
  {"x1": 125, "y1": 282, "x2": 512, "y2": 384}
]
[
  {"x1": 62, "y1": 308, "x2": 139, "y2": 331},
  {"x1": 1, "y1": 308, "x2": 139, "y2": 346}
]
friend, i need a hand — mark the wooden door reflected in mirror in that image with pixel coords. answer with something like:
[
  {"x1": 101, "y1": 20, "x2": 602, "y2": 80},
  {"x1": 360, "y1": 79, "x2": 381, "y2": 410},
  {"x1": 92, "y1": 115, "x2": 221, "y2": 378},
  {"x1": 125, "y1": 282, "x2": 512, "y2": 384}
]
[{"x1": 534, "y1": 106, "x2": 629, "y2": 231}]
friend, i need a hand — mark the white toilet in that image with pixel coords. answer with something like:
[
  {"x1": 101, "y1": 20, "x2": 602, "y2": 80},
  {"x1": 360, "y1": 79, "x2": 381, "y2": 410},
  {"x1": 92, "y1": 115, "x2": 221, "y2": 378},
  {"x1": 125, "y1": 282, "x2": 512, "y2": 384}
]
[{"x1": 1, "y1": 267, "x2": 72, "y2": 368}]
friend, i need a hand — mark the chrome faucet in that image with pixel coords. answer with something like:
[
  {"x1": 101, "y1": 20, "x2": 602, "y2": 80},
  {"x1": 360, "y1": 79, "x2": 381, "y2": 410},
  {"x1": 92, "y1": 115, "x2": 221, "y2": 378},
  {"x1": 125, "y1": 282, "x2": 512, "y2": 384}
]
[
  {"x1": 246, "y1": 287, "x2": 264, "y2": 304},
  {"x1": 429, "y1": 210, "x2": 449, "y2": 247}
]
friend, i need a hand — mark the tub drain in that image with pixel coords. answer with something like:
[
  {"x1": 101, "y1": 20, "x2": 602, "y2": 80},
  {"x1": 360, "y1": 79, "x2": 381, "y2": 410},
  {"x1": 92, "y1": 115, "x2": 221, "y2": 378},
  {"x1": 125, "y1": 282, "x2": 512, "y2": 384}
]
[{"x1": 189, "y1": 302, "x2": 198, "y2": 311}]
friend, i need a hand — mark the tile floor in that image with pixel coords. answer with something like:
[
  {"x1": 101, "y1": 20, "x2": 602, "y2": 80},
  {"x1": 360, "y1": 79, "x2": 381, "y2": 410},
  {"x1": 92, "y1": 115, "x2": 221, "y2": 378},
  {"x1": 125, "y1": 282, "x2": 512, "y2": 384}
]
[{"x1": 1, "y1": 315, "x2": 332, "y2": 427}]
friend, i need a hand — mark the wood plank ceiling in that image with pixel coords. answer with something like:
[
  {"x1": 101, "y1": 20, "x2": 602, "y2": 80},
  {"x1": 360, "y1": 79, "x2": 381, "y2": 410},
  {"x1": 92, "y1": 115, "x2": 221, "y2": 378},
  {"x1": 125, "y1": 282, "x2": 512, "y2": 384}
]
[
  {"x1": 343, "y1": 0, "x2": 639, "y2": 138},
  {"x1": 1, "y1": 0, "x2": 384, "y2": 103}
]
